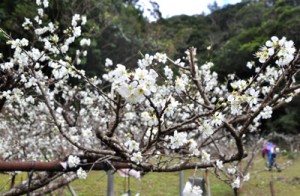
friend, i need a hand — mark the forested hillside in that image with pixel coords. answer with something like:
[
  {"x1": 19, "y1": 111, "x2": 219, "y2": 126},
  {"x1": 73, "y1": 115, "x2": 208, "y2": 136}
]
[
  {"x1": 154, "y1": 0, "x2": 300, "y2": 135},
  {"x1": 1, "y1": 0, "x2": 300, "y2": 135}
]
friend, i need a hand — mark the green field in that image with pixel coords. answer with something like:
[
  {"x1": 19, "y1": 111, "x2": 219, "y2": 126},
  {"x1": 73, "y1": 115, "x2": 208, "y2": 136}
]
[
  {"x1": 1, "y1": 152, "x2": 299, "y2": 195},
  {"x1": 70, "y1": 152, "x2": 300, "y2": 196}
]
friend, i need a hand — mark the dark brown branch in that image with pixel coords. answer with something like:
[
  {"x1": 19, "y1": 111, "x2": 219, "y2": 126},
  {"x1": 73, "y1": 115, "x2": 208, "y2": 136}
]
[
  {"x1": 167, "y1": 57, "x2": 190, "y2": 71},
  {"x1": 224, "y1": 122, "x2": 244, "y2": 160},
  {"x1": 106, "y1": 94, "x2": 122, "y2": 137},
  {"x1": 188, "y1": 47, "x2": 212, "y2": 108},
  {"x1": 2, "y1": 173, "x2": 62, "y2": 196},
  {"x1": 0, "y1": 160, "x2": 130, "y2": 172},
  {"x1": 31, "y1": 174, "x2": 77, "y2": 196}
]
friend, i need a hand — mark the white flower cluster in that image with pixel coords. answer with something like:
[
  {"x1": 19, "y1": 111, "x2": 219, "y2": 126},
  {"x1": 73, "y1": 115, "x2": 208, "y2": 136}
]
[
  {"x1": 104, "y1": 65, "x2": 158, "y2": 103},
  {"x1": 67, "y1": 155, "x2": 80, "y2": 168},
  {"x1": 154, "y1": 52, "x2": 168, "y2": 64},
  {"x1": 243, "y1": 173, "x2": 250, "y2": 182},
  {"x1": 247, "y1": 88, "x2": 259, "y2": 109},
  {"x1": 166, "y1": 131, "x2": 188, "y2": 149},
  {"x1": 136, "y1": 52, "x2": 167, "y2": 68},
  {"x1": 124, "y1": 135, "x2": 143, "y2": 164},
  {"x1": 216, "y1": 160, "x2": 223, "y2": 169},
  {"x1": 227, "y1": 167, "x2": 236, "y2": 174},
  {"x1": 230, "y1": 173, "x2": 250, "y2": 189},
  {"x1": 81, "y1": 127, "x2": 93, "y2": 138},
  {"x1": 200, "y1": 62, "x2": 218, "y2": 92},
  {"x1": 76, "y1": 167, "x2": 87, "y2": 179},
  {"x1": 124, "y1": 139, "x2": 140, "y2": 153},
  {"x1": 141, "y1": 111, "x2": 158, "y2": 126},
  {"x1": 137, "y1": 54, "x2": 153, "y2": 68},
  {"x1": 36, "y1": 0, "x2": 49, "y2": 8},
  {"x1": 201, "y1": 150, "x2": 211, "y2": 163},
  {"x1": 256, "y1": 36, "x2": 296, "y2": 66},
  {"x1": 105, "y1": 58, "x2": 113, "y2": 67},
  {"x1": 198, "y1": 120, "x2": 214, "y2": 138},
  {"x1": 260, "y1": 106, "x2": 273, "y2": 119},
  {"x1": 164, "y1": 66, "x2": 173, "y2": 80},
  {"x1": 197, "y1": 112, "x2": 224, "y2": 139},
  {"x1": 80, "y1": 38, "x2": 91, "y2": 47},
  {"x1": 130, "y1": 152, "x2": 142, "y2": 164},
  {"x1": 231, "y1": 177, "x2": 240, "y2": 189},
  {"x1": 188, "y1": 139, "x2": 200, "y2": 156},
  {"x1": 227, "y1": 81, "x2": 270, "y2": 116},
  {"x1": 183, "y1": 181, "x2": 203, "y2": 196},
  {"x1": 164, "y1": 96, "x2": 179, "y2": 117},
  {"x1": 227, "y1": 92, "x2": 244, "y2": 115},
  {"x1": 175, "y1": 74, "x2": 189, "y2": 93}
]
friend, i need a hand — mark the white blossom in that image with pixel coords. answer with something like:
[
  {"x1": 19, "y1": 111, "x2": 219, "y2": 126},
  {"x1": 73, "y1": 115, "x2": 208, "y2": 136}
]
[
  {"x1": 80, "y1": 38, "x2": 91, "y2": 46},
  {"x1": 124, "y1": 139, "x2": 139, "y2": 153},
  {"x1": 188, "y1": 139, "x2": 200, "y2": 156},
  {"x1": 243, "y1": 173, "x2": 250, "y2": 181},
  {"x1": 183, "y1": 182, "x2": 203, "y2": 196},
  {"x1": 68, "y1": 155, "x2": 80, "y2": 168},
  {"x1": 72, "y1": 14, "x2": 81, "y2": 27},
  {"x1": 154, "y1": 52, "x2": 167, "y2": 64},
  {"x1": 198, "y1": 120, "x2": 214, "y2": 138},
  {"x1": 164, "y1": 66, "x2": 173, "y2": 80},
  {"x1": 216, "y1": 160, "x2": 223, "y2": 169},
  {"x1": 130, "y1": 152, "x2": 142, "y2": 164},
  {"x1": 43, "y1": 0, "x2": 49, "y2": 8},
  {"x1": 231, "y1": 177, "x2": 240, "y2": 189},
  {"x1": 168, "y1": 131, "x2": 188, "y2": 149},
  {"x1": 81, "y1": 16, "x2": 87, "y2": 25},
  {"x1": 227, "y1": 167, "x2": 236, "y2": 174},
  {"x1": 36, "y1": 0, "x2": 41, "y2": 6},
  {"x1": 82, "y1": 127, "x2": 93, "y2": 138},
  {"x1": 77, "y1": 167, "x2": 87, "y2": 179},
  {"x1": 261, "y1": 106, "x2": 273, "y2": 119},
  {"x1": 246, "y1": 61, "x2": 254, "y2": 69},
  {"x1": 22, "y1": 18, "x2": 32, "y2": 29},
  {"x1": 137, "y1": 54, "x2": 153, "y2": 68},
  {"x1": 201, "y1": 150, "x2": 210, "y2": 163},
  {"x1": 105, "y1": 58, "x2": 113, "y2": 67},
  {"x1": 37, "y1": 8, "x2": 44, "y2": 16}
]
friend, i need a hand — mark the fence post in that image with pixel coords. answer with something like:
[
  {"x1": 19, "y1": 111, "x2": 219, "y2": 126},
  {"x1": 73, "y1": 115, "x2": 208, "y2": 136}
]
[
  {"x1": 205, "y1": 169, "x2": 211, "y2": 196},
  {"x1": 270, "y1": 175, "x2": 275, "y2": 196},
  {"x1": 107, "y1": 170, "x2": 114, "y2": 196},
  {"x1": 179, "y1": 171, "x2": 184, "y2": 196}
]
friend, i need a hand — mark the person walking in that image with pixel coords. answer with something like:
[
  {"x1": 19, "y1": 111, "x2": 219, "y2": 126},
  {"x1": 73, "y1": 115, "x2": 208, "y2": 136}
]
[{"x1": 262, "y1": 141, "x2": 281, "y2": 172}]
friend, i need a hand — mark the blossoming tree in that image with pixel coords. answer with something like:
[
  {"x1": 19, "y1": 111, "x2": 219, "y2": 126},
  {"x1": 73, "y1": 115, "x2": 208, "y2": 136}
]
[{"x1": 1, "y1": 0, "x2": 300, "y2": 195}]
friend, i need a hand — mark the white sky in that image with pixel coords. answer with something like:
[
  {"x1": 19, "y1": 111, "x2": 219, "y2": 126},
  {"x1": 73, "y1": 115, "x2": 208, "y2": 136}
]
[{"x1": 138, "y1": 0, "x2": 242, "y2": 19}]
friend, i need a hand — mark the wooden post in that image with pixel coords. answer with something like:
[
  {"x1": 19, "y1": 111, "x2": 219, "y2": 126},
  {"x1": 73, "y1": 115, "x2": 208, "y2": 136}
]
[
  {"x1": 179, "y1": 171, "x2": 184, "y2": 196},
  {"x1": 270, "y1": 178, "x2": 275, "y2": 196},
  {"x1": 205, "y1": 169, "x2": 211, "y2": 196},
  {"x1": 107, "y1": 170, "x2": 114, "y2": 196}
]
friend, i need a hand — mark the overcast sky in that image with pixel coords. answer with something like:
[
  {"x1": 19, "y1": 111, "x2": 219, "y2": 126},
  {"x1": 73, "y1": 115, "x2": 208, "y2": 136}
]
[{"x1": 138, "y1": 0, "x2": 242, "y2": 19}]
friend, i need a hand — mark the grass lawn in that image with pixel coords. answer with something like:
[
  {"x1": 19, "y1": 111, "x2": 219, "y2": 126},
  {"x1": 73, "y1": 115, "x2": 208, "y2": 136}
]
[
  {"x1": 241, "y1": 152, "x2": 300, "y2": 196},
  {"x1": 0, "y1": 152, "x2": 299, "y2": 195},
  {"x1": 70, "y1": 169, "x2": 232, "y2": 196},
  {"x1": 70, "y1": 152, "x2": 300, "y2": 196}
]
